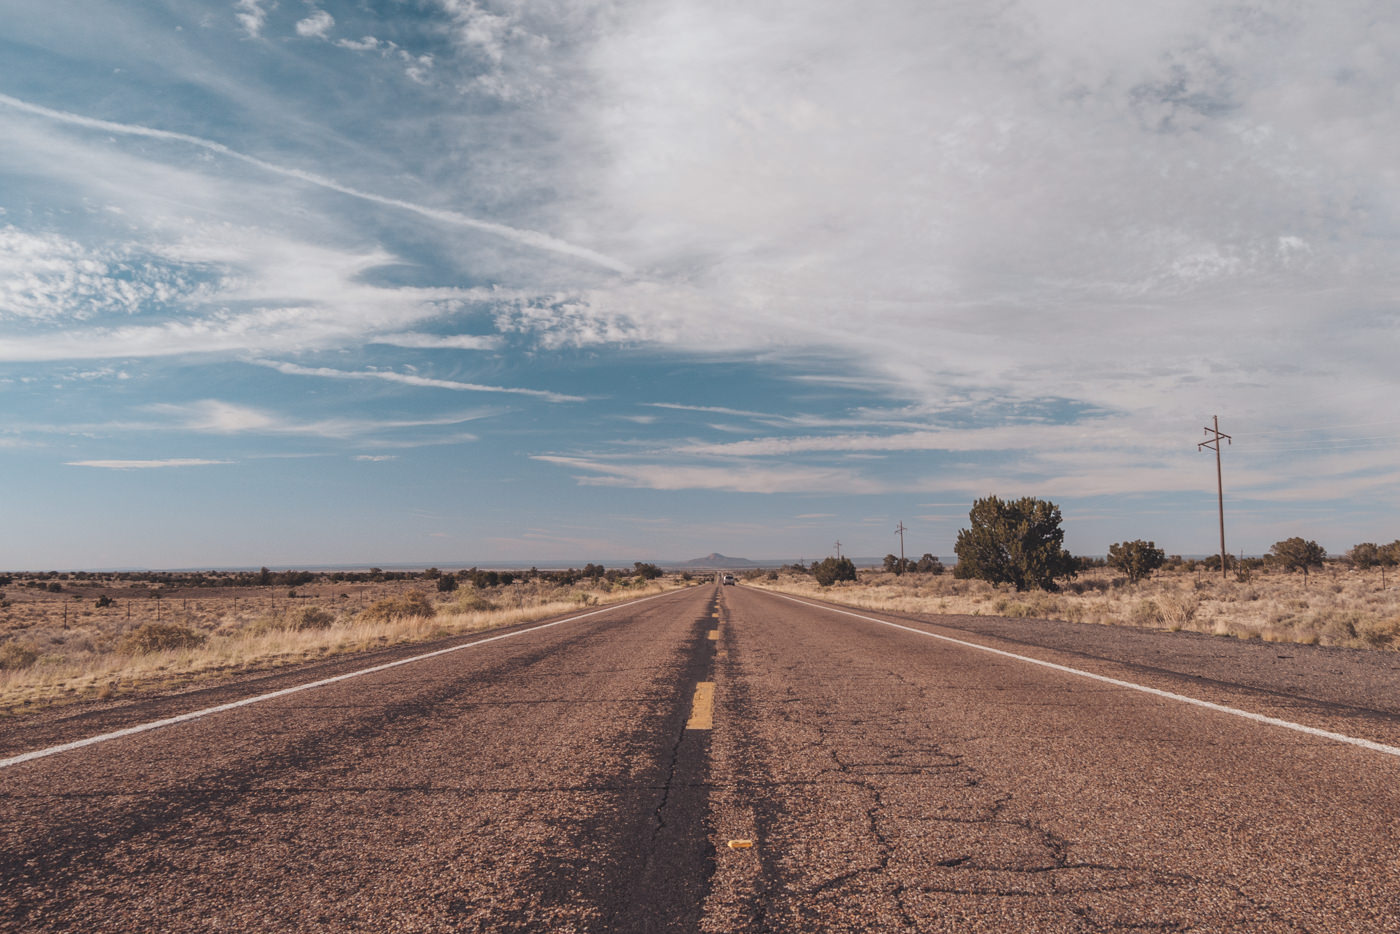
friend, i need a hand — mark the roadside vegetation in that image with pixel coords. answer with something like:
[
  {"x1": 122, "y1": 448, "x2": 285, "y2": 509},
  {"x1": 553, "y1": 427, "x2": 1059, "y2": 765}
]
[
  {"x1": 756, "y1": 495, "x2": 1400, "y2": 652},
  {"x1": 0, "y1": 564, "x2": 685, "y2": 716},
  {"x1": 751, "y1": 553, "x2": 1400, "y2": 651}
]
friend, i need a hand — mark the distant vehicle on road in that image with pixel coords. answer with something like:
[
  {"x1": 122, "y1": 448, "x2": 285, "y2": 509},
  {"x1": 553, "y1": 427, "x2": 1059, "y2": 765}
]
[{"x1": 721, "y1": 574, "x2": 737, "y2": 585}]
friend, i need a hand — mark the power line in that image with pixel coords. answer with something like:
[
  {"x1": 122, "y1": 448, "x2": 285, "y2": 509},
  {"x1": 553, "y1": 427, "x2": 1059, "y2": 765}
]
[{"x1": 1198, "y1": 416, "x2": 1231, "y2": 581}]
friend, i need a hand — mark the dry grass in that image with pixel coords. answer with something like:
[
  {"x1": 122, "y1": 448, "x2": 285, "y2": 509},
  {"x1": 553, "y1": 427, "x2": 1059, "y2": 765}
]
[
  {"x1": 0, "y1": 576, "x2": 688, "y2": 716},
  {"x1": 747, "y1": 565, "x2": 1400, "y2": 649}
]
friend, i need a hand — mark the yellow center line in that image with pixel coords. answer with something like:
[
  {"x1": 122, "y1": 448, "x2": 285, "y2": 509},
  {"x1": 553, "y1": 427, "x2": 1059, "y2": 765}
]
[
  {"x1": 686, "y1": 681, "x2": 715, "y2": 730},
  {"x1": 708, "y1": 629, "x2": 719, "y2": 640}
]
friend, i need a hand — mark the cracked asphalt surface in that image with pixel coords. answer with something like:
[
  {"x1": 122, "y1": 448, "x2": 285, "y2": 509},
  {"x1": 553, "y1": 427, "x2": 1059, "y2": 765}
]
[{"x1": 4, "y1": 584, "x2": 1400, "y2": 931}]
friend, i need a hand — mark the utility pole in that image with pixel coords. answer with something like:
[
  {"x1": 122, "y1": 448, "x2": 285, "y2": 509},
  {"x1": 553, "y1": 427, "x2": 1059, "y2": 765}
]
[
  {"x1": 1198, "y1": 415, "x2": 1232, "y2": 581},
  {"x1": 895, "y1": 522, "x2": 907, "y2": 574},
  {"x1": 834, "y1": 540, "x2": 842, "y2": 560}
]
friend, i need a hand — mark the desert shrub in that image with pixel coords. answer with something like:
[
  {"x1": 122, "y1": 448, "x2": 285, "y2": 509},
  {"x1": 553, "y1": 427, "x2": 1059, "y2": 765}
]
[
  {"x1": 453, "y1": 589, "x2": 498, "y2": 613},
  {"x1": 284, "y1": 606, "x2": 337, "y2": 631},
  {"x1": 1270, "y1": 538, "x2": 1327, "y2": 581},
  {"x1": 1356, "y1": 616, "x2": 1400, "y2": 649},
  {"x1": 1131, "y1": 599, "x2": 1164, "y2": 626},
  {"x1": 812, "y1": 556, "x2": 858, "y2": 587},
  {"x1": 1108, "y1": 540, "x2": 1166, "y2": 584},
  {"x1": 359, "y1": 591, "x2": 437, "y2": 623},
  {"x1": 0, "y1": 640, "x2": 40, "y2": 670},
  {"x1": 1157, "y1": 594, "x2": 1199, "y2": 628},
  {"x1": 1318, "y1": 612, "x2": 1360, "y2": 646},
  {"x1": 121, "y1": 622, "x2": 206, "y2": 654}
]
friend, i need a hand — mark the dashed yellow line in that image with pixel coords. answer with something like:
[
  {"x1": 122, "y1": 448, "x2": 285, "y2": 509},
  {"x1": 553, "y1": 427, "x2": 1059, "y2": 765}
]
[
  {"x1": 686, "y1": 681, "x2": 715, "y2": 730},
  {"x1": 707, "y1": 629, "x2": 719, "y2": 640}
]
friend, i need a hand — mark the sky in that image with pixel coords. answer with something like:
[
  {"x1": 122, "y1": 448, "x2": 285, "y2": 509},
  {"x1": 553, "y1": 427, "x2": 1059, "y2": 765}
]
[{"x1": 1, "y1": 0, "x2": 1398, "y2": 570}]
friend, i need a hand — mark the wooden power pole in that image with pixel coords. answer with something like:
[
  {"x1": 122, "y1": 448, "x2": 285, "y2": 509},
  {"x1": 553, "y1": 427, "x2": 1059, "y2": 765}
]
[
  {"x1": 895, "y1": 522, "x2": 907, "y2": 574},
  {"x1": 1198, "y1": 416, "x2": 1232, "y2": 581}
]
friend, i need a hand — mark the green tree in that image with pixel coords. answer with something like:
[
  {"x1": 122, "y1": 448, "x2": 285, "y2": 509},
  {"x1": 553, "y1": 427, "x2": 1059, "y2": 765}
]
[
  {"x1": 915, "y1": 554, "x2": 944, "y2": 575},
  {"x1": 882, "y1": 554, "x2": 911, "y2": 574},
  {"x1": 953, "y1": 496, "x2": 1076, "y2": 592},
  {"x1": 1348, "y1": 542, "x2": 1382, "y2": 570},
  {"x1": 633, "y1": 562, "x2": 663, "y2": 580},
  {"x1": 1107, "y1": 539, "x2": 1166, "y2": 584},
  {"x1": 812, "y1": 556, "x2": 857, "y2": 587},
  {"x1": 1269, "y1": 537, "x2": 1327, "y2": 581}
]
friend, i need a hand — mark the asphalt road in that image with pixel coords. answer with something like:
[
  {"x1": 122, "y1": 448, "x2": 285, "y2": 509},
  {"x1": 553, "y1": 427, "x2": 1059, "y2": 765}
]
[{"x1": 4, "y1": 583, "x2": 1400, "y2": 932}]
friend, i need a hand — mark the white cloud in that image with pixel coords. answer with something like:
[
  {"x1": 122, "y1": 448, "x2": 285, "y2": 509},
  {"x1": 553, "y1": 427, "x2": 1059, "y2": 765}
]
[
  {"x1": 336, "y1": 36, "x2": 382, "y2": 52},
  {"x1": 144, "y1": 399, "x2": 494, "y2": 441},
  {"x1": 295, "y1": 10, "x2": 334, "y2": 39},
  {"x1": 530, "y1": 0, "x2": 1400, "y2": 441},
  {"x1": 254, "y1": 359, "x2": 586, "y2": 403},
  {"x1": 0, "y1": 226, "x2": 214, "y2": 321},
  {"x1": 532, "y1": 454, "x2": 888, "y2": 494},
  {"x1": 151, "y1": 400, "x2": 278, "y2": 433},
  {"x1": 370, "y1": 332, "x2": 502, "y2": 350},
  {"x1": 67, "y1": 458, "x2": 233, "y2": 469},
  {"x1": 0, "y1": 92, "x2": 632, "y2": 273},
  {"x1": 354, "y1": 454, "x2": 398, "y2": 461},
  {"x1": 233, "y1": 0, "x2": 268, "y2": 38},
  {"x1": 432, "y1": 0, "x2": 557, "y2": 99}
]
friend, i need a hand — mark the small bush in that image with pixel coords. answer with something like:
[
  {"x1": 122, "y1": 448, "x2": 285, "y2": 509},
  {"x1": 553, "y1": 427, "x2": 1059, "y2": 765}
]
[
  {"x1": 359, "y1": 591, "x2": 437, "y2": 623},
  {"x1": 284, "y1": 606, "x2": 337, "y2": 631},
  {"x1": 1157, "y1": 594, "x2": 1199, "y2": 628},
  {"x1": 453, "y1": 589, "x2": 497, "y2": 612},
  {"x1": 813, "y1": 556, "x2": 857, "y2": 587},
  {"x1": 121, "y1": 622, "x2": 206, "y2": 654},
  {"x1": 1356, "y1": 616, "x2": 1400, "y2": 649},
  {"x1": 1319, "y1": 613, "x2": 1360, "y2": 647},
  {"x1": 1131, "y1": 599, "x2": 1163, "y2": 626},
  {"x1": 0, "y1": 640, "x2": 40, "y2": 670}
]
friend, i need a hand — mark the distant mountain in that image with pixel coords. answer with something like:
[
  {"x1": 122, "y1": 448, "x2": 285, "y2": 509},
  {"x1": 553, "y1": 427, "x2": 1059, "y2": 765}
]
[{"x1": 674, "y1": 553, "x2": 763, "y2": 568}]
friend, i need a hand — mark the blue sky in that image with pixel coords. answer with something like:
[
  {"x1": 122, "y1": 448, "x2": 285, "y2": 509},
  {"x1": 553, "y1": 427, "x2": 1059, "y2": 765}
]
[{"x1": 2, "y1": 0, "x2": 1398, "y2": 570}]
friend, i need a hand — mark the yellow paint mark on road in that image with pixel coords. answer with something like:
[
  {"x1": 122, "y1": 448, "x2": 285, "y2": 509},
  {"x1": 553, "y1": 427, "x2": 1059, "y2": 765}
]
[
  {"x1": 708, "y1": 629, "x2": 719, "y2": 640},
  {"x1": 727, "y1": 839, "x2": 754, "y2": 849},
  {"x1": 686, "y1": 681, "x2": 715, "y2": 730},
  {"x1": 712, "y1": 611, "x2": 721, "y2": 618}
]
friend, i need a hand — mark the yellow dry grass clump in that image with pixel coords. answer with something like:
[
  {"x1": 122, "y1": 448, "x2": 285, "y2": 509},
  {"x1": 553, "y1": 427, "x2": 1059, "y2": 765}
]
[
  {"x1": 0, "y1": 576, "x2": 685, "y2": 716},
  {"x1": 749, "y1": 565, "x2": 1400, "y2": 649}
]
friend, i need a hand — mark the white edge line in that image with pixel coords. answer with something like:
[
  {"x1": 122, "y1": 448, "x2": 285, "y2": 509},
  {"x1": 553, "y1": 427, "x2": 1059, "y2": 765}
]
[
  {"x1": 770, "y1": 592, "x2": 1400, "y2": 760},
  {"x1": 1, "y1": 589, "x2": 679, "y2": 770}
]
